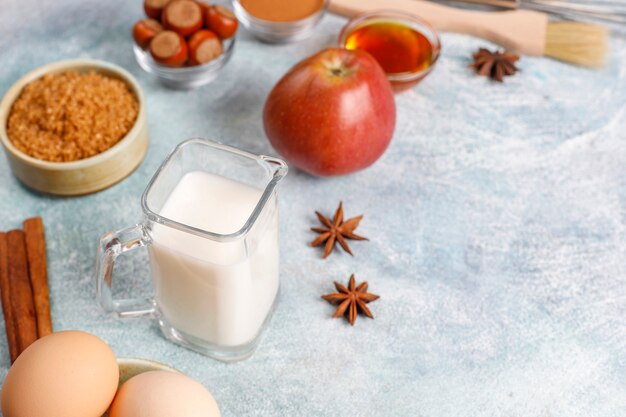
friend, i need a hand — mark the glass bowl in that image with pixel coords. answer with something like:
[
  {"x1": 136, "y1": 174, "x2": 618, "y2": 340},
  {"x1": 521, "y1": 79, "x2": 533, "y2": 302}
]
[
  {"x1": 338, "y1": 10, "x2": 441, "y2": 93},
  {"x1": 133, "y1": 37, "x2": 236, "y2": 89},
  {"x1": 232, "y1": 0, "x2": 329, "y2": 43}
]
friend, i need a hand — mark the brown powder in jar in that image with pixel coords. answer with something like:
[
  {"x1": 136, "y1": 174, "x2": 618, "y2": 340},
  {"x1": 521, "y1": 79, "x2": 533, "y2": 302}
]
[
  {"x1": 240, "y1": 0, "x2": 324, "y2": 22},
  {"x1": 6, "y1": 72, "x2": 139, "y2": 162}
]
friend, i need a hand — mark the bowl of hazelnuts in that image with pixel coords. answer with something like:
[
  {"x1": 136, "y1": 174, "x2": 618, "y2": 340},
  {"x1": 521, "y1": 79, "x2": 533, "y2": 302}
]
[{"x1": 132, "y1": 0, "x2": 238, "y2": 88}]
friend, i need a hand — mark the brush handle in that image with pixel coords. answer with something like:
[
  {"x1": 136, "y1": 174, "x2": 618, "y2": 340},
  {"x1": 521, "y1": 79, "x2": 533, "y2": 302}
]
[{"x1": 330, "y1": 0, "x2": 548, "y2": 56}]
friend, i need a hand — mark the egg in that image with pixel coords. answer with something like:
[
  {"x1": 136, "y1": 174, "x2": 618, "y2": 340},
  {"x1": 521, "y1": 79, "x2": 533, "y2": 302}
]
[
  {"x1": 1, "y1": 330, "x2": 119, "y2": 417},
  {"x1": 109, "y1": 371, "x2": 220, "y2": 417}
]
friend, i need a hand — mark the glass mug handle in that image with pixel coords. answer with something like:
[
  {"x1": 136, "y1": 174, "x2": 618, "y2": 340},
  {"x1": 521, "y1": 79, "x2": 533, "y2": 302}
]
[{"x1": 95, "y1": 224, "x2": 156, "y2": 318}]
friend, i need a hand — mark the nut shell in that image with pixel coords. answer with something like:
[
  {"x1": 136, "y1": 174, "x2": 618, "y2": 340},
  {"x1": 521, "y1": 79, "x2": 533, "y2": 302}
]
[
  {"x1": 162, "y1": 0, "x2": 203, "y2": 36},
  {"x1": 188, "y1": 30, "x2": 222, "y2": 65},
  {"x1": 150, "y1": 30, "x2": 188, "y2": 67},
  {"x1": 132, "y1": 19, "x2": 164, "y2": 49},
  {"x1": 144, "y1": 0, "x2": 171, "y2": 19},
  {"x1": 206, "y1": 5, "x2": 237, "y2": 39}
]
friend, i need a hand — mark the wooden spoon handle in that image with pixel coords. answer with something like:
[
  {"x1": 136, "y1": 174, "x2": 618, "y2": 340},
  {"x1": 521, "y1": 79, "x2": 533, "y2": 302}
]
[
  {"x1": 330, "y1": 0, "x2": 548, "y2": 56},
  {"x1": 439, "y1": 0, "x2": 519, "y2": 8}
]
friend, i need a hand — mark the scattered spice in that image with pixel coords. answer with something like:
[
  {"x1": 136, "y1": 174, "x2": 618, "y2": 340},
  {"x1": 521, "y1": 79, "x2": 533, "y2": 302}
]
[
  {"x1": 321, "y1": 274, "x2": 380, "y2": 326},
  {"x1": 471, "y1": 48, "x2": 520, "y2": 82},
  {"x1": 7, "y1": 72, "x2": 139, "y2": 162},
  {"x1": 310, "y1": 202, "x2": 368, "y2": 259}
]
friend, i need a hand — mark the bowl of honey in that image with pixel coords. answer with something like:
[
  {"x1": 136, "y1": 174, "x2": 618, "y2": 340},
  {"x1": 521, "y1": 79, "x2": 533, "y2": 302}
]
[{"x1": 338, "y1": 10, "x2": 441, "y2": 93}]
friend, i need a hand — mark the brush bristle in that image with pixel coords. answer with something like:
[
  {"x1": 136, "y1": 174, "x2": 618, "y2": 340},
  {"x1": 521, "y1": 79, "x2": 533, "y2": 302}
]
[{"x1": 545, "y1": 21, "x2": 608, "y2": 68}]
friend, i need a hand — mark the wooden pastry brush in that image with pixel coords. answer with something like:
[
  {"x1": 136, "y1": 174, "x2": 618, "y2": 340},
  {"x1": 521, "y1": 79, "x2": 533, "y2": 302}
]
[
  {"x1": 330, "y1": 0, "x2": 608, "y2": 67},
  {"x1": 435, "y1": 0, "x2": 626, "y2": 32}
]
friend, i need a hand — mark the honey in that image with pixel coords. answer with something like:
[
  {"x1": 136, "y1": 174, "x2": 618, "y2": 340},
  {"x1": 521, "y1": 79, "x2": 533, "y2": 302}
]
[{"x1": 344, "y1": 21, "x2": 434, "y2": 75}]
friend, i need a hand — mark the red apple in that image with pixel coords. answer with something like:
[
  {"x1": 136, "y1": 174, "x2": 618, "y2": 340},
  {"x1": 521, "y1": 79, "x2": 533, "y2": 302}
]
[{"x1": 263, "y1": 48, "x2": 396, "y2": 177}]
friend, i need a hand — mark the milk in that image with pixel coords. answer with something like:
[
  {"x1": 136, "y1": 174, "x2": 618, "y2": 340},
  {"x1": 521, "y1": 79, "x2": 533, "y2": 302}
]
[{"x1": 148, "y1": 171, "x2": 279, "y2": 347}]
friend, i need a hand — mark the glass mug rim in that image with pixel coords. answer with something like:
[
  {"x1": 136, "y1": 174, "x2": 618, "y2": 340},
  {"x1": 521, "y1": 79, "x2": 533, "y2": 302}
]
[{"x1": 141, "y1": 138, "x2": 288, "y2": 242}]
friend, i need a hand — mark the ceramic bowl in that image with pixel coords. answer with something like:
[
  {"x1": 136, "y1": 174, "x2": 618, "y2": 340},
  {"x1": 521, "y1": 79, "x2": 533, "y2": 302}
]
[
  {"x1": 101, "y1": 358, "x2": 181, "y2": 417},
  {"x1": 0, "y1": 59, "x2": 148, "y2": 196}
]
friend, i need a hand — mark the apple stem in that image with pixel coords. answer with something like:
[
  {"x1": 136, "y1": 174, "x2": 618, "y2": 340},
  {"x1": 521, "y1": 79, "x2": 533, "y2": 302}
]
[{"x1": 323, "y1": 56, "x2": 357, "y2": 78}]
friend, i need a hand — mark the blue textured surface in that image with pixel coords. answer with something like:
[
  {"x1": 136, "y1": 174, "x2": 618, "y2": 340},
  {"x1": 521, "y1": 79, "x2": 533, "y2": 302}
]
[{"x1": 2, "y1": 1, "x2": 626, "y2": 416}]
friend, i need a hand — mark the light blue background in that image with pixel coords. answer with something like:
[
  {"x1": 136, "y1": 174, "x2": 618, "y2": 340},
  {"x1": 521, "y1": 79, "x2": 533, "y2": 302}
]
[{"x1": 1, "y1": 0, "x2": 626, "y2": 416}]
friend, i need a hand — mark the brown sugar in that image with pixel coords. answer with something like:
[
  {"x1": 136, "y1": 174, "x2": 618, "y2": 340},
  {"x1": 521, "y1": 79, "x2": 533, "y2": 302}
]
[{"x1": 7, "y1": 72, "x2": 139, "y2": 162}]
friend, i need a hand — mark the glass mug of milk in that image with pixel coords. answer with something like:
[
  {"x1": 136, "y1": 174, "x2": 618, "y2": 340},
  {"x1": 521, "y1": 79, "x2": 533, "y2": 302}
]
[{"x1": 95, "y1": 139, "x2": 287, "y2": 362}]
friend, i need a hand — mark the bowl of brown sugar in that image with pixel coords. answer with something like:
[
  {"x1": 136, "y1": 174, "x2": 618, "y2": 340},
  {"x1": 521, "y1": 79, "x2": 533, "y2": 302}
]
[{"x1": 0, "y1": 59, "x2": 148, "y2": 195}]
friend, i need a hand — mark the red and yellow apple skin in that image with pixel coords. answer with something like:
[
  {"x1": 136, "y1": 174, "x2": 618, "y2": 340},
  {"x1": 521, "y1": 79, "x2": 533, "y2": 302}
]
[{"x1": 263, "y1": 48, "x2": 396, "y2": 177}]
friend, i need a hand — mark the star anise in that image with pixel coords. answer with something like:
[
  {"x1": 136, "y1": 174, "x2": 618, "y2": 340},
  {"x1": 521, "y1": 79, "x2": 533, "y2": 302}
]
[
  {"x1": 471, "y1": 48, "x2": 520, "y2": 82},
  {"x1": 310, "y1": 202, "x2": 368, "y2": 259},
  {"x1": 321, "y1": 274, "x2": 380, "y2": 326}
]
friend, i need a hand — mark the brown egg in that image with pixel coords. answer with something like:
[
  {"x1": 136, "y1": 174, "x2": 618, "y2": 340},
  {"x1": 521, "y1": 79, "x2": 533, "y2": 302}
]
[
  {"x1": 1, "y1": 331, "x2": 119, "y2": 417},
  {"x1": 109, "y1": 371, "x2": 220, "y2": 417}
]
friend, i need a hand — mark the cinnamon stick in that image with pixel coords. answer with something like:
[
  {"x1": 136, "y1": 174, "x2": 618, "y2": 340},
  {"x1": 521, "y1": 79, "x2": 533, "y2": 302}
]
[
  {"x1": 0, "y1": 233, "x2": 18, "y2": 363},
  {"x1": 6, "y1": 230, "x2": 38, "y2": 356},
  {"x1": 23, "y1": 218, "x2": 52, "y2": 338}
]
